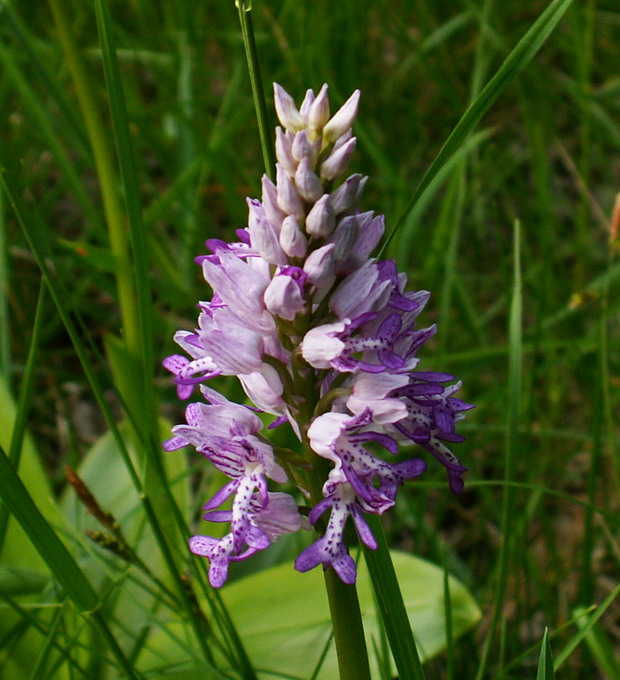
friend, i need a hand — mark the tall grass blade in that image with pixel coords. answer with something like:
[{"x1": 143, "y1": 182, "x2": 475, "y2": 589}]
[
  {"x1": 0, "y1": 444, "x2": 141, "y2": 680},
  {"x1": 536, "y1": 628, "x2": 555, "y2": 680},
  {"x1": 381, "y1": 0, "x2": 575, "y2": 251},
  {"x1": 363, "y1": 515, "x2": 426, "y2": 680},
  {"x1": 0, "y1": 281, "x2": 47, "y2": 554}
]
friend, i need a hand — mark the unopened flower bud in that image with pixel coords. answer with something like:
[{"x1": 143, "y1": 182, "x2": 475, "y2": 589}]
[
  {"x1": 273, "y1": 83, "x2": 305, "y2": 132},
  {"x1": 295, "y1": 158, "x2": 323, "y2": 202},
  {"x1": 329, "y1": 174, "x2": 364, "y2": 214},
  {"x1": 261, "y1": 175, "x2": 286, "y2": 229},
  {"x1": 280, "y1": 215, "x2": 308, "y2": 258},
  {"x1": 303, "y1": 243, "x2": 335, "y2": 287},
  {"x1": 305, "y1": 194, "x2": 335, "y2": 237},
  {"x1": 292, "y1": 130, "x2": 318, "y2": 166},
  {"x1": 308, "y1": 83, "x2": 330, "y2": 132},
  {"x1": 322, "y1": 89, "x2": 360, "y2": 143},
  {"x1": 275, "y1": 127, "x2": 297, "y2": 175},
  {"x1": 264, "y1": 266, "x2": 307, "y2": 321},
  {"x1": 247, "y1": 198, "x2": 288, "y2": 265},
  {"x1": 321, "y1": 137, "x2": 357, "y2": 181},
  {"x1": 276, "y1": 164, "x2": 305, "y2": 219},
  {"x1": 329, "y1": 214, "x2": 359, "y2": 263},
  {"x1": 299, "y1": 88, "x2": 315, "y2": 122}
]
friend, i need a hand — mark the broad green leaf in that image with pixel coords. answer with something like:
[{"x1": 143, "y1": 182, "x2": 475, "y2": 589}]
[{"x1": 141, "y1": 552, "x2": 479, "y2": 679}]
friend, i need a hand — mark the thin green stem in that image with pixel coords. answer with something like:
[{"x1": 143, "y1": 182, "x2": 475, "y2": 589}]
[
  {"x1": 293, "y1": 340, "x2": 370, "y2": 680},
  {"x1": 237, "y1": 1, "x2": 275, "y2": 180},
  {"x1": 48, "y1": 0, "x2": 141, "y2": 359},
  {"x1": 304, "y1": 450, "x2": 371, "y2": 680}
]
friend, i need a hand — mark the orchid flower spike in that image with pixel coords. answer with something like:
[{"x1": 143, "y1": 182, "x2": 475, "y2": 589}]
[{"x1": 163, "y1": 84, "x2": 472, "y2": 587}]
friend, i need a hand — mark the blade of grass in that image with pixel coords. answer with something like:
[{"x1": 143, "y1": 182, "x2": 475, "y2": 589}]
[
  {"x1": 536, "y1": 628, "x2": 555, "y2": 680},
  {"x1": 0, "y1": 280, "x2": 47, "y2": 555},
  {"x1": 0, "y1": 184, "x2": 9, "y2": 377},
  {"x1": 554, "y1": 584, "x2": 620, "y2": 670},
  {"x1": 92, "y1": 0, "x2": 155, "y2": 437},
  {"x1": 236, "y1": 0, "x2": 275, "y2": 180},
  {"x1": 475, "y1": 219, "x2": 522, "y2": 680},
  {"x1": 381, "y1": 0, "x2": 576, "y2": 252},
  {"x1": 0, "y1": 444, "x2": 142, "y2": 680},
  {"x1": 363, "y1": 514, "x2": 426, "y2": 680}
]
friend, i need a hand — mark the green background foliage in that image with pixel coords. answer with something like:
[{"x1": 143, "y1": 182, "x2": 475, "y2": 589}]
[{"x1": 1, "y1": 0, "x2": 619, "y2": 677}]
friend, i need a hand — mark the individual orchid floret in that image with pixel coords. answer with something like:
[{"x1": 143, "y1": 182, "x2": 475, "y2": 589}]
[
  {"x1": 322, "y1": 89, "x2": 361, "y2": 143},
  {"x1": 264, "y1": 266, "x2": 307, "y2": 321},
  {"x1": 279, "y1": 215, "x2": 308, "y2": 258},
  {"x1": 274, "y1": 83, "x2": 305, "y2": 132},
  {"x1": 320, "y1": 136, "x2": 357, "y2": 181},
  {"x1": 305, "y1": 194, "x2": 335, "y2": 238},
  {"x1": 276, "y1": 163, "x2": 305, "y2": 219},
  {"x1": 295, "y1": 158, "x2": 324, "y2": 202},
  {"x1": 307, "y1": 83, "x2": 330, "y2": 133},
  {"x1": 295, "y1": 482, "x2": 373, "y2": 585}
]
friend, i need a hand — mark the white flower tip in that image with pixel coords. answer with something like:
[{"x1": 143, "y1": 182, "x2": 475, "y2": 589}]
[{"x1": 273, "y1": 83, "x2": 305, "y2": 131}]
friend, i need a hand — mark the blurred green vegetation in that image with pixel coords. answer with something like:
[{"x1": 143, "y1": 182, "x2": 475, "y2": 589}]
[{"x1": 1, "y1": 0, "x2": 619, "y2": 678}]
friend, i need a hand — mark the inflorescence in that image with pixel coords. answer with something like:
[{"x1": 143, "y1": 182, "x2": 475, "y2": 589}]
[{"x1": 163, "y1": 83, "x2": 472, "y2": 588}]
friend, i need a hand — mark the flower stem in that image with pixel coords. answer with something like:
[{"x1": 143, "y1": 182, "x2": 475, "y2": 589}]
[
  {"x1": 304, "y1": 454, "x2": 371, "y2": 680},
  {"x1": 236, "y1": 1, "x2": 276, "y2": 181}
]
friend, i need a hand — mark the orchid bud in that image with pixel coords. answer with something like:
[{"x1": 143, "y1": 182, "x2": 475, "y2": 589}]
[
  {"x1": 299, "y1": 88, "x2": 315, "y2": 122},
  {"x1": 329, "y1": 214, "x2": 359, "y2": 263},
  {"x1": 261, "y1": 175, "x2": 286, "y2": 229},
  {"x1": 295, "y1": 158, "x2": 323, "y2": 202},
  {"x1": 264, "y1": 266, "x2": 307, "y2": 321},
  {"x1": 305, "y1": 194, "x2": 335, "y2": 237},
  {"x1": 273, "y1": 83, "x2": 305, "y2": 131},
  {"x1": 308, "y1": 83, "x2": 330, "y2": 132},
  {"x1": 247, "y1": 198, "x2": 288, "y2": 265},
  {"x1": 275, "y1": 127, "x2": 297, "y2": 175},
  {"x1": 280, "y1": 215, "x2": 308, "y2": 258},
  {"x1": 329, "y1": 174, "x2": 363, "y2": 214},
  {"x1": 292, "y1": 130, "x2": 318, "y2": 166},
  {"x1": 276, "y1": 164, "x2": 305, "y2": 219},
  {"x1": 321, "y1": 137, "x2": 357, "y2": 181},
  {"x1": 322, "y1": 89, "x2": 360, "y2": 142},
  {"x1": 303, "y1": 243, "x2": 335, "y2": 287}
]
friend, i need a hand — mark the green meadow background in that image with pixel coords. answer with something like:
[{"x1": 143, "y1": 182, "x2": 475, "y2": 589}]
[{"x1": 1, "y1": 1, "x2": 619, "y2": 678}]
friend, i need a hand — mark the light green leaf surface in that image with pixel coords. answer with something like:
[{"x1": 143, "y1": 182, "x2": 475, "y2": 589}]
[
  {"x1": 0, "y1": 375, "x2": 54, "y2": 570},
  {"x1": 141, "y1": 552, "x2": 479, "y2": 679},
  {"x1": 221, "y1": 552, "x2": 480, "y2": 678}
]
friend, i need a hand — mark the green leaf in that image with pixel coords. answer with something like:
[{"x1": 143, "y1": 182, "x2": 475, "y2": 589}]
[
  {"x1": 140, "y1": 552, "x2": 479, "y2": 678},
  {"x1": 218, "y1": 552, "x2": 478, "y2": 679},
  {"x1": 0, "y1": 375, "x2": 53, "y2": 571},
  {"x1": 536, "y1": 628, "x2": 555, "y2": 680},
  {"x1": 0, "y1": 566, "x2": 49, "y2": 597}
]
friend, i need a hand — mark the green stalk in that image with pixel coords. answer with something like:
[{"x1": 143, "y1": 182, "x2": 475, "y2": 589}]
[
  {"x1": 236, "y1": 1, "x2": 275, "y2": 181},
  {"x1": 0, "y1": 280, "x2": 47, "y2": 554},
  {"x1": 48, "y1": 0, "x2": 141, "y2": 359},
  {"x1": 234, "y1": 3, "x2": 369, "y2": 670},
  {"x1": 304, "y1": 446, "x2": 371, "y2": 680},
  {"x1": 295, "y1": 354, "x2": 370, "y2": 680}
]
